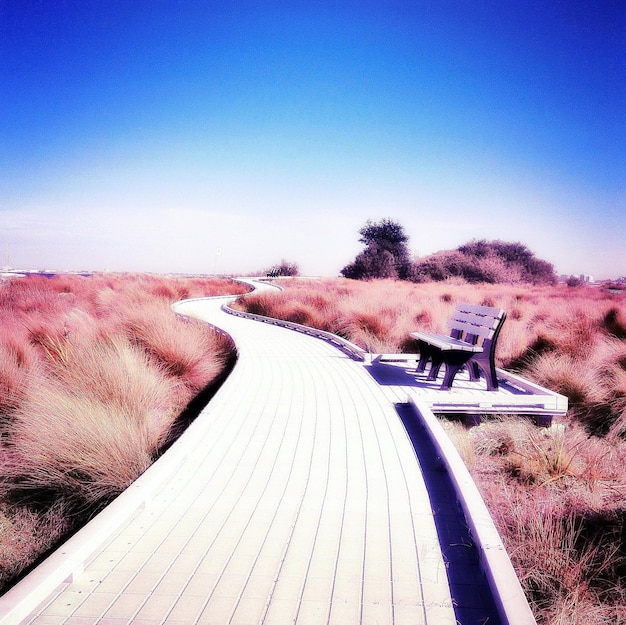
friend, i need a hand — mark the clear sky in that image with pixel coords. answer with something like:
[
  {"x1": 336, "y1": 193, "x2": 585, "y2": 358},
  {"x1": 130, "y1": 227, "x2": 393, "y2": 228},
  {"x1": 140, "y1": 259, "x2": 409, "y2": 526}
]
[{"x1": 1, "y1": 1, "x2": 624, "y2": 278}]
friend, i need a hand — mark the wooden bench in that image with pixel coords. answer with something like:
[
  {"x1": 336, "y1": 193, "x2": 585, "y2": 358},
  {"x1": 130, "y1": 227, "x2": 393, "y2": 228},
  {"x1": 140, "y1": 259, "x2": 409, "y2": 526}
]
[{"x1": 410, "y1": 303, "x2": 506, "y2": 391}]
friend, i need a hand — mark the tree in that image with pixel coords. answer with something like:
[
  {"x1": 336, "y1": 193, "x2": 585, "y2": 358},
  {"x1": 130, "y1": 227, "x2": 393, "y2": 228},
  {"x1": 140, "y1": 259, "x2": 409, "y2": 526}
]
[
  {"x1": 341, "y1": 242, "x2": 398, "y2": 280},
  {"x1": 341, "y1": 218, "x2": 412, "y2": 280}
]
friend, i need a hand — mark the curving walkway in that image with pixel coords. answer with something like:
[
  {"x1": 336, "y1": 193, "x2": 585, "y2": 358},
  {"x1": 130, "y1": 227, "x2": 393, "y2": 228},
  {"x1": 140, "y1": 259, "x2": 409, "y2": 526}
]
[{"x1": 0, "y1": 283, "x2": 531, "y2": 624}]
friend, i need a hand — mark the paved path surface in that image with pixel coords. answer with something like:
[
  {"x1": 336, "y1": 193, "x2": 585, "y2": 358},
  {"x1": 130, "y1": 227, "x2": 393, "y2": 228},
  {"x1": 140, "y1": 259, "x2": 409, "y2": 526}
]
[{"x1": 15, "y1": 293, "x2": 467, "y2": 625}]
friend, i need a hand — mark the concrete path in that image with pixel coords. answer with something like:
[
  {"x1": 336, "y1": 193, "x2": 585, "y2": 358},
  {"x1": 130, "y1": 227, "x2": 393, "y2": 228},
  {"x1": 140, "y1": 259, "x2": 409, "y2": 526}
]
[{"x1": 10, "y1": 293, "x2": 460, "y2": 624}]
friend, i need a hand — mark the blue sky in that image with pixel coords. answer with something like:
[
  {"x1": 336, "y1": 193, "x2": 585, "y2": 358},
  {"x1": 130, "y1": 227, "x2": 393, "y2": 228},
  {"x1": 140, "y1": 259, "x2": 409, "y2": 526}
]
[{"x1": 1, "y1": 1, "x2": 624, "y2": 278}]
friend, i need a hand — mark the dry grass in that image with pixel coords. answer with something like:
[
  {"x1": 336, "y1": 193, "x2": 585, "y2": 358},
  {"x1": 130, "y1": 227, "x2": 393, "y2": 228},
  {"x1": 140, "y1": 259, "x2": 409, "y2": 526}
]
[
  {"x1": 442, "y1": 413, "x2": 626, "y2": 625},
  {"x1": 3, "y1": 377, "x2": 156, "y2": 507},
  {"x1": 0, "y1": 273, "x2": 245, "y2": 591},
  {"x1": 0, "y1": 502, "x2": 70, "y2": 589},
  {"x1": 120, "y1": 302, "x2": 229, "y2": 396},
  {"x1": 237, "y1": 277, "x2": 626, "y2": 625}
]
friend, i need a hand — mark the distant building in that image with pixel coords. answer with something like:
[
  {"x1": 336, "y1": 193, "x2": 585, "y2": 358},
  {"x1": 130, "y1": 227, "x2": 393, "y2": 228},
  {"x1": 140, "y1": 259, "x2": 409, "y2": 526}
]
[
  {"x1": 559, "y1": 273, "x2": 595, "y2": 284},
  {"x1": 559, "y1": 274, "x2": 596, "y2": 286}
]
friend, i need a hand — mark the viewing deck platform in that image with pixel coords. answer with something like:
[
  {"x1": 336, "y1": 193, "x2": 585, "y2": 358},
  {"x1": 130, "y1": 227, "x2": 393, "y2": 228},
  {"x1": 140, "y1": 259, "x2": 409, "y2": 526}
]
[{"x1": 368, "y1": 355, "x2": 567, "y2": 426}]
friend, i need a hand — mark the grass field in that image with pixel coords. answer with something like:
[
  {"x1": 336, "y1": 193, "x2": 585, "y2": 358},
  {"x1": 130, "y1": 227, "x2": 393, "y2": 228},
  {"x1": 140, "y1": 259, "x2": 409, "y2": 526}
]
[
  {"x1": 0, "y1": 273, "x2": 248, "y2": 591},
  {"x1": 234, "y1": 277, "x2": 626, "y2": 625}
]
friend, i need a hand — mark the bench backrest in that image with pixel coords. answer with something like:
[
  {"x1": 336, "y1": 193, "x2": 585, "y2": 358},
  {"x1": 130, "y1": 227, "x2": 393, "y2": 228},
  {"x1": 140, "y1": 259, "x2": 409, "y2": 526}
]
[{"x1": 447, "y1": 303, "x2": 506, "y2": 355}]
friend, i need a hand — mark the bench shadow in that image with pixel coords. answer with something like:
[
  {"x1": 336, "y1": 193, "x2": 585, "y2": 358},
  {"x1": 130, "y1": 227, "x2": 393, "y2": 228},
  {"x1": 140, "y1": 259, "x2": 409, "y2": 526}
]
[
  {"x1": 366, "y1": 359, "x2": 531, "y2": 397},
  {"x1": 365, "y1": 361, "x2": 422, "y2": 387}
]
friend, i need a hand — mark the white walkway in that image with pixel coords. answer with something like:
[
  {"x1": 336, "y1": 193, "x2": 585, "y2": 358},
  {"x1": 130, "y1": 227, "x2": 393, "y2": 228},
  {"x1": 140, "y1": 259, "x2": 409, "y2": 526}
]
[{"x1": 6, "y1": 294, "x2": 457, "y2": 624}]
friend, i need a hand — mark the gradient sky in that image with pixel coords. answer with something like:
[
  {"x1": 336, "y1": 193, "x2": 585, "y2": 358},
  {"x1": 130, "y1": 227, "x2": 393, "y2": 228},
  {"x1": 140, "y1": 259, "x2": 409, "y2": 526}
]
[{"x1": 1, "y1": 1, "x2": 624, "y2": 278}]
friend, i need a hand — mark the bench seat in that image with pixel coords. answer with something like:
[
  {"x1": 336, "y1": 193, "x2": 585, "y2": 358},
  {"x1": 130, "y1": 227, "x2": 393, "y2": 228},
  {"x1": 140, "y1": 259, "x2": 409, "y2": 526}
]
[
  {"x1": 411, "y1": 331, "x2": 483, "y2": 353},
  {"x1": 410, "y1": 304, "x2": 506, "y2": 391}
]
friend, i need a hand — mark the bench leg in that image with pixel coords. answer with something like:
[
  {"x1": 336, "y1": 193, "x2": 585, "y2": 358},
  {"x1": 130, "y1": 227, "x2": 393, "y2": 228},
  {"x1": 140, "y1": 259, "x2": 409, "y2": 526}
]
[
  {"x1": 418, "y1": 347, "x2": 496, "y2": 391},
  {"x1": 416, "y1": 341, "x2": 432, "y2": 374},
  {"x1": 427, "y1": 363, "x2": 442, "y2": 381},
  {"x1": 438, "y1": 352, "x2": 475, "y2": 390},
  {"x1": 440, "y1": 362, "x2": 468, "y2": 390},
  {"x1": 471, "y1": 355, "x2": 499, "y2": 391},
  {"x1": 427, "y1": 354, "x2": 445, "y2": 381},
  {"x1": 485, "y1": 367, "x2": 499, "y2": 391}
]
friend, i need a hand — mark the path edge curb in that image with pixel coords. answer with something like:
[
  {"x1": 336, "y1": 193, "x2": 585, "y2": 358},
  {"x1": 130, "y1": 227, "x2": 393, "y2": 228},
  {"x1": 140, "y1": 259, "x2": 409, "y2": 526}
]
[{"x1": 406, "y1": 394, "x2": 537, "y2": 625}]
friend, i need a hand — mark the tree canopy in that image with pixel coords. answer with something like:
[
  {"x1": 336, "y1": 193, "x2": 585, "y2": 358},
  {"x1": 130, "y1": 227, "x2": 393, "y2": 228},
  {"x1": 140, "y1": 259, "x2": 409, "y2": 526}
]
[{"x1": 341, "y1": 219, "x2": 412, "y2": 280}]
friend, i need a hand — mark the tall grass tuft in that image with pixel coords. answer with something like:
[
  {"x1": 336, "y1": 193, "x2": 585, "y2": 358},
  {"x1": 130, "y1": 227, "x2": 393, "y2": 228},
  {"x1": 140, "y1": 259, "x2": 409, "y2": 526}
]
[
  {"x1": 0, "y1": 501, "x2": 70, "y2": 590},
  {"x1": 121, "y1": 303, "x2": 232, "y2": 396},
  {"x1": 3, "y1": 379, "x2": 155, "y2": 508},
  {"x1": 0, "y1": 343, "x2": 32, "y2": 418}
]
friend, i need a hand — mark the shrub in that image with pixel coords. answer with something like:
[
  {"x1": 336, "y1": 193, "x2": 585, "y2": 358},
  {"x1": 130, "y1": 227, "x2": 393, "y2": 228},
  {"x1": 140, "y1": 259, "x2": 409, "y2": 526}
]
[
  {"x1": 265, "y1": 259, "x2": 300, "y2": 277},
  {"x1": 413, "y1": 240, "x2": 557, "y2": 285},
  {"x1": 341, "y1": 242, "x2": 398, "y2": 280}
]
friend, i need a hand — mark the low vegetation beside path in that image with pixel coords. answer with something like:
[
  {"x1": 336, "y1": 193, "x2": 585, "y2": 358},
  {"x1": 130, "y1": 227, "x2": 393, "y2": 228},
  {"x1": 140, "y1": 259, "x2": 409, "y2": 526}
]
[
  {"x1": 0, "y1": 273, "x2": 248, "y2": 592},
  {"x1": 234, "y1": 277, "x2": 626, "y2": 625}
]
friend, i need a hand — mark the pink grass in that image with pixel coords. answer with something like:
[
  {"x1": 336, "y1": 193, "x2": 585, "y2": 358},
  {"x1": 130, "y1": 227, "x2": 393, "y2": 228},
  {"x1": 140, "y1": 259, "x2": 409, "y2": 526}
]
[
  {"x1": 443, "y1": 415, "x2": 626, "y2": 624},
  {"x1": 0, "y1": 501, "x2": 70, "y2": 589},
  {"x1": 120, "y1": 301, "x2": 231, "y2": 395},
  {"x1": 3, "y1": 378, "x2": 156, "y2": 506}
]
